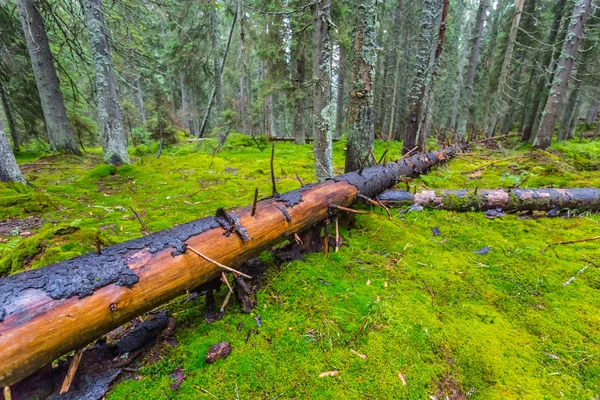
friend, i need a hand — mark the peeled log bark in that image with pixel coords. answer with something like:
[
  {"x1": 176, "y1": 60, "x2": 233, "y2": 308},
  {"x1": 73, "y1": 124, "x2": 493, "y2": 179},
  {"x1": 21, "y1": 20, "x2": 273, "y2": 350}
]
[
  {"x1": 0, "y1": 145, "x2": 463, "y2": 386},
  {"x1": 378, "y1": 188, "x2": 600, "y2": 212}
]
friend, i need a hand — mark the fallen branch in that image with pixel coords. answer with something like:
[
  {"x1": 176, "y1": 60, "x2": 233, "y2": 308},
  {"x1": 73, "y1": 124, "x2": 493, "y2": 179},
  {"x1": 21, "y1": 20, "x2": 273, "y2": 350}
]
[
  {"x1": 541, "y1": 236, "x2": 600, "y2": 254},
  {"x1": 379, "y1": 188, "x2": 600, "y2": 213}
]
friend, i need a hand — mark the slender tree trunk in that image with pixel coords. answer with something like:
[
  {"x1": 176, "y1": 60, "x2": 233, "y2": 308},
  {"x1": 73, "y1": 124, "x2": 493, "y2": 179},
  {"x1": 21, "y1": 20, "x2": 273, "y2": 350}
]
[
  {"x1": 0, "y1": 117, "x2": 26, "y2": 183},
  {"x1": 135, "y1": 77, "x2": 146, "y2": 125},
  {"x1": 238, "y1": 1, "x2": 248, "y2": 133},
  {"x1": 312, "y1": 0, "x2": 334, "y2": 181},
  {"x1": 386, "y1": 37, "x2": 403, "y2": 141},
  {"x1": 485, "y1": 0, "x2": 525, "y2": 138},
  {"x1": 521, "y1": 0, "x2": 567, "y2": 142},
  {"x1": 83, "y1": 0, "x2": 129, "y2": 165},
  {"x1": 534, "y1": 0, "x2": 592, "y2": 149},
  {"x1": 212, "y1": 7, "x2": 223, "y2": 119},
  {"x1": 451, "y1": 13, "x2": 472, "y2": 130},
  {"x1": 587, "y1": 100, "x2": 599, "y2": 124},
  {"x1": 15, "y1": 0, "x2": 80, "y2": 155},
  {"x1": 0, "y1": 83, "x2": 20, "y2": 152},
  {"x1": 417, "y1": 0, "x2": 449, "y2": 151},
  {"x1": 268, "y1": 92, "x2": 276, "y2": 137},
  {"x1": 345, "y1": 0, "x2": 377, "y2": 172},
  {"x1": 293, "y1": 28, "x2": 308, "y2": 145},
  {"x1": 403, "y1": 0, "x2": 436, "y2": 154},
  {"x1": 456, "y1": 0, "x2": 489, "y2": 140},
  {"x1": 180, "y1": 72, "x2": 190, "y2": 131},
  {"x1": 334, "y1": 44, "x2": 346, "y2": 140}
]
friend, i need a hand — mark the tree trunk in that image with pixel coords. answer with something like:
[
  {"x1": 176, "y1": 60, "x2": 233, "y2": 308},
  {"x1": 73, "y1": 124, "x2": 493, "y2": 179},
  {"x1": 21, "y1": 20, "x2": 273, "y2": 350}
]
[
  {"x1": 0, "y1": 83, "x2": 21, "y2": 152},
  {"x1": 334, "y1": 43, "x2": 346, "y2": 140},
  {"x1": 83, "y1": 0, "x2": 130, "y2": 166},
  {"x1": 456, "y1": 0, "x2": 489, "y2": 140},
  {"x1": 15, "y1": 0, "x2": 80, "y2": 155},
  {"x1": 345, "y1": 0, "x2": 377, "y2": 173},
  {"x1": 180, "y1": 72, "x2": 190, "y2": 131},
  {"x1": 268, "y1": 93, "x2": 276, "y2": 138},
  {"x1": 212, "y1": 7, "x2": 223, "y2": 119},
  {"x1": 135, "y1": 77, "x2": 146, "y2": 125},
  {"x1": 293, "y1": 29, "x2": 308, "y2": 144},
  {"x1": 238, "y1": 0, "x2": 248, "y2": 133},
  {"x1": 521, "y1": 0, "x2": 567, "y2": 142},
  {"x1": 450, "y1": 11, "x2": 472, "y2": 130},
  {"x1": 586, "y1": 100, "x2": 599, "y2": 124},
  {"x1": 0, "y1": 145, "x2": 463, "y2": 387},
  {"x1": 534, "y1": 0, "x2": 592, "y2": 149},
  {"x1": 379, "y1": 188, "x2": 600, "y2": 212},
  {"x1": 417, "y1": 0, "x2": 449, "y2": 151},
  {"x1": 0, "y1": 117, "x2": 26, "y2": 183},
  {"x1": 312, "y1": 0, "x2": 334, "y2": 181},
  {"x1": 485, "y1": 0, "x2": 525, "y2": 138},
  {"x1": 402, "y1": 0, "x2": 436, "y2": 154}
]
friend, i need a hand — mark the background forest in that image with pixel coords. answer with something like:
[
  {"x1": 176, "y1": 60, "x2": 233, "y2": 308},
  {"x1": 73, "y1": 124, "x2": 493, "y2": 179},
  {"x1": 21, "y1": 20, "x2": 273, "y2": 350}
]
[
  {"x1": 1, "y1": 0, "x2": 599, "y2": 179},
  {"x1": 1, "y1": 0, "x2": 600, "y2": 399}
]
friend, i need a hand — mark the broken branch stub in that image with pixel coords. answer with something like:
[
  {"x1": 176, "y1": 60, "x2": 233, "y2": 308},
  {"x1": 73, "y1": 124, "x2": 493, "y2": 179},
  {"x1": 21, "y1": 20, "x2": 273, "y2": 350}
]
[{"x1": 0, "y1": 145, "x2": 462, "y2": 386}]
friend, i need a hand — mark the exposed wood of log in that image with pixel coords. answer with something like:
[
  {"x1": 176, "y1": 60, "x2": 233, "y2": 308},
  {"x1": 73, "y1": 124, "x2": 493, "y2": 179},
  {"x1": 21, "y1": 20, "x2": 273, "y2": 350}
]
[
  {"x1": 0, "y1": 145, "x2": 463, "y2": 386},
  {"x1": 378, "y1": 188, "x2": 600, "y2": 211}
]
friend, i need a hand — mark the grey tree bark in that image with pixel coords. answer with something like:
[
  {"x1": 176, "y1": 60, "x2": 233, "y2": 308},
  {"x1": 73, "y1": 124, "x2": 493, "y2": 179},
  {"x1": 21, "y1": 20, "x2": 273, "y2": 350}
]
[
  {"x1": 456, "y1": 0, "x2": 489, "y2": 140},
  {"x1": 334, "y1": 43, "x2": 346, "y2": 140},
  {"x1": 15, "y1": 0, "x2": 80, "y2": 155},
  {"x1": 0, "y1": 116, "x2": 26, "y2": 183},
  {"x1": 268, "y1": 92, "x2": 276, "y2": 137},
  {"x1": 586, "y1": 100, "x2": 599, "y2": 124},
  {"x1": 402, "y1": 0, "x2": 436, "y2": 154},
  {"x1": 135, "y1": 77, "x2": 146, "y2": 125},
  {"x1": 312, "y1": 0, "x2": 334, "y2": 181},
  {"x1": 534, "y1": 0, "x2": 592, "y2": 149},
  {"x1": 212, "y1": 7, "x2": 223, "y2": 119},
  {"x1": 180, "y1": 72, "x2": 190, "y2": 131},
  {"x1": 0, "y1": 82, "x2": 20, "y2": 152},
  {"x1": 450, "y1": 9, "x2": 472, "y2": 130},
  {"x1": 238, "y1": 1, "x2": 248, "y2": 133},
  {"x1": 521, "y1": 0, "x2": 567, "y2": 142},
  {"x1": 293, "y1": 26, "x2": 308, "y2": 144},
  {"x1": 83, "y1": 0, "x2": 130, "y2": 165},
  {"x1": 345, "y1": 0, "x2": 377, "y2": 173},
  {"x1": 485, "y1": 0, "x2": 525, "y2": 138}
]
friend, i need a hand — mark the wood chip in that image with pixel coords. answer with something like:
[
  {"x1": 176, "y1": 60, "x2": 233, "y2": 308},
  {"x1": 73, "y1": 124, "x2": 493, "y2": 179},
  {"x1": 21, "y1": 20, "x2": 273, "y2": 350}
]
[
  {"x1": 319, "y1": 370, "x2": 339, "y2": 378},
  {"x1": 350, "y1": 349, "x2": 368, "y2": 360},
  {"x1": 398, "y1": 371, "x2": 407, "y2": 385},
  {"x1": 366, "y1": 280, "x2": 371, "y2": 285}
]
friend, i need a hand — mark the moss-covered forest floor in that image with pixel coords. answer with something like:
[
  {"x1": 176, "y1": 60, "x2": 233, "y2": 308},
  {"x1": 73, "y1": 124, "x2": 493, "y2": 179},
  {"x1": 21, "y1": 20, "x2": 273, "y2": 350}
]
[{"x1": 1, "y1": 136, "x2": 600, "y2": 399}]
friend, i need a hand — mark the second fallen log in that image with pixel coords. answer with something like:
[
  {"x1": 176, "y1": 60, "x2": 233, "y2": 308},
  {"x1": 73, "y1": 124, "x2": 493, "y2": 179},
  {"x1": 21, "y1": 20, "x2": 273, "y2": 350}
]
[{"x1": 378, "y1": 188, "x2": 600, "y2": 212}]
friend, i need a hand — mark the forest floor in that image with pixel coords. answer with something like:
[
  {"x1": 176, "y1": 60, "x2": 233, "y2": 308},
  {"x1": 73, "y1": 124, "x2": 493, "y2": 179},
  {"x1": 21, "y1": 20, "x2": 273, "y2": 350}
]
[{"x1": 1, "y1": 135, "x2": 600, "y2": 399}]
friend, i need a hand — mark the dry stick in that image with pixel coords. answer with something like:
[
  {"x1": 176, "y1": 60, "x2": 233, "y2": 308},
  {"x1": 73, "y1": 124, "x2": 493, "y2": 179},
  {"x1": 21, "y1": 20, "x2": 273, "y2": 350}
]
[
  {"x1": 4, "y1": 386, "x2": 11, "y2": 400},
  {"x1": 541, "y1": 236, "x2": 600, "y2": 254},
  {"x1": 59, "y1": 348, "x2": 84, "y2": 394},
  {"x1": 192, "y1": 385, "x2": 219, "y2": 399},
  {"x1": 330, "y1": 204, "x2": 370, "y2": 214},
  {"x1": 129, "y1": 206, "x2": 149, "y2": 235},
  {"x1": 401, "y1": 146, "x2": 419, "y2": 159},
  {"x1": 270, "y1": 143, "x2": 277, "y2": 195},
  {"x1": 315, "y1": 158, "x2": 333, "y2": 179},
  {"x1": 251, "y1": 188, "x2": 259, "y2": 217},
  {"x1": 220, "y1": 290, "x2": 232, "y2": 312},
  {"x1": 294, "y1": 233, "x2": 303, "y2": 246},
  {"x1": 463, "y1": 155, "x2": 527, "y2": 174},
  {"x1": 186, "y1": 245, "x2": 252, "y2": 279},
  {"x1": 221, "y1": 271, "x2": 234, "y2": 294},
  {"x1": 377, "y1": 148, "x2": 389, "y2": 165},
  {"x1": 295, "y1": 173, "x2": 304, "y2": 187},
  {"x1": 335, "y1": 217, "x2": 339, "y2": 253},
  {"x1": 471, "y1": 132, "x2": 519, "y2": 144},
  {"x1": 421, "y1": 278, "x2": 435, "y2": 306},
  {"x1": 357, "y1": 193, "x2": 392, "y2": 220},
  {"x1": 324, "y1": 219, "x2": 330, "y2": 256}
]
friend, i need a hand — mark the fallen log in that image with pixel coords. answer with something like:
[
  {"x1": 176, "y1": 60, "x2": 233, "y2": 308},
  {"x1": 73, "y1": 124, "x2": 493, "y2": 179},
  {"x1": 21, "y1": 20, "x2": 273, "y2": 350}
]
[
  {"x1": 378, "y1": 188, "x2": 600, "y2": 211},
  {"x1": 0, "y1": 145, "x2": 463, "y2": 387},
  {"x1": 267, "y1": 136, "x2": 340, "y2": 143}
]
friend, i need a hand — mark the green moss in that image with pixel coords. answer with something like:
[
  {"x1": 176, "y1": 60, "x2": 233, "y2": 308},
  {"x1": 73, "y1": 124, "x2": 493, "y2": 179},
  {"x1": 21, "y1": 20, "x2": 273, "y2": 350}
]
[
  {"x1": 4, "y1": 134, "x2": 600, "y2": 398},
  {"x1": 87, "y1": 164, "x2": 117, "y2": 178}
]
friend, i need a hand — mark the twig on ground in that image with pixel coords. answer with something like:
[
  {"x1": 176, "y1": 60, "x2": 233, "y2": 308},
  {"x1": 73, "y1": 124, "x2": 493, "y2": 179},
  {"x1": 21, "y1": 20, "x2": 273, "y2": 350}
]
[
  {"x1": 295, "y1": 173, "x2": 304, "y2": 187},
  {"x1": 401, "y1": 146, "x2": 419, "y2": 159},
  {"x1": 129, "y1": 206, "x2": 149, "y2": 235},
  {"x1": 60, "y1": 348, "x2": 84, "y2": 394},
  {"x1": 541, "y1": 236, "x2": 600, "y2": 254},
  {"x1": 251, "y1": 188, "x2": 259, "y2": 217}
]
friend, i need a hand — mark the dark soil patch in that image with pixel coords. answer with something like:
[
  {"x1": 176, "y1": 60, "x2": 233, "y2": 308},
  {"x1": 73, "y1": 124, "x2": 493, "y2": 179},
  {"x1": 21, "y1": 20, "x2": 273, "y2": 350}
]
[{"x1": 0, "y1": 216, "x2": 45, "y2": 236}]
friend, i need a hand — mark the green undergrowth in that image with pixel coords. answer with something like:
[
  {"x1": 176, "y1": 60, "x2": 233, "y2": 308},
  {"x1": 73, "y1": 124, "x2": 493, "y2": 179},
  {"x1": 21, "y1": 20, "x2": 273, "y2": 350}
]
[{"x1": 2, "y1": 134, "x2": 600, "y2": 399}]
